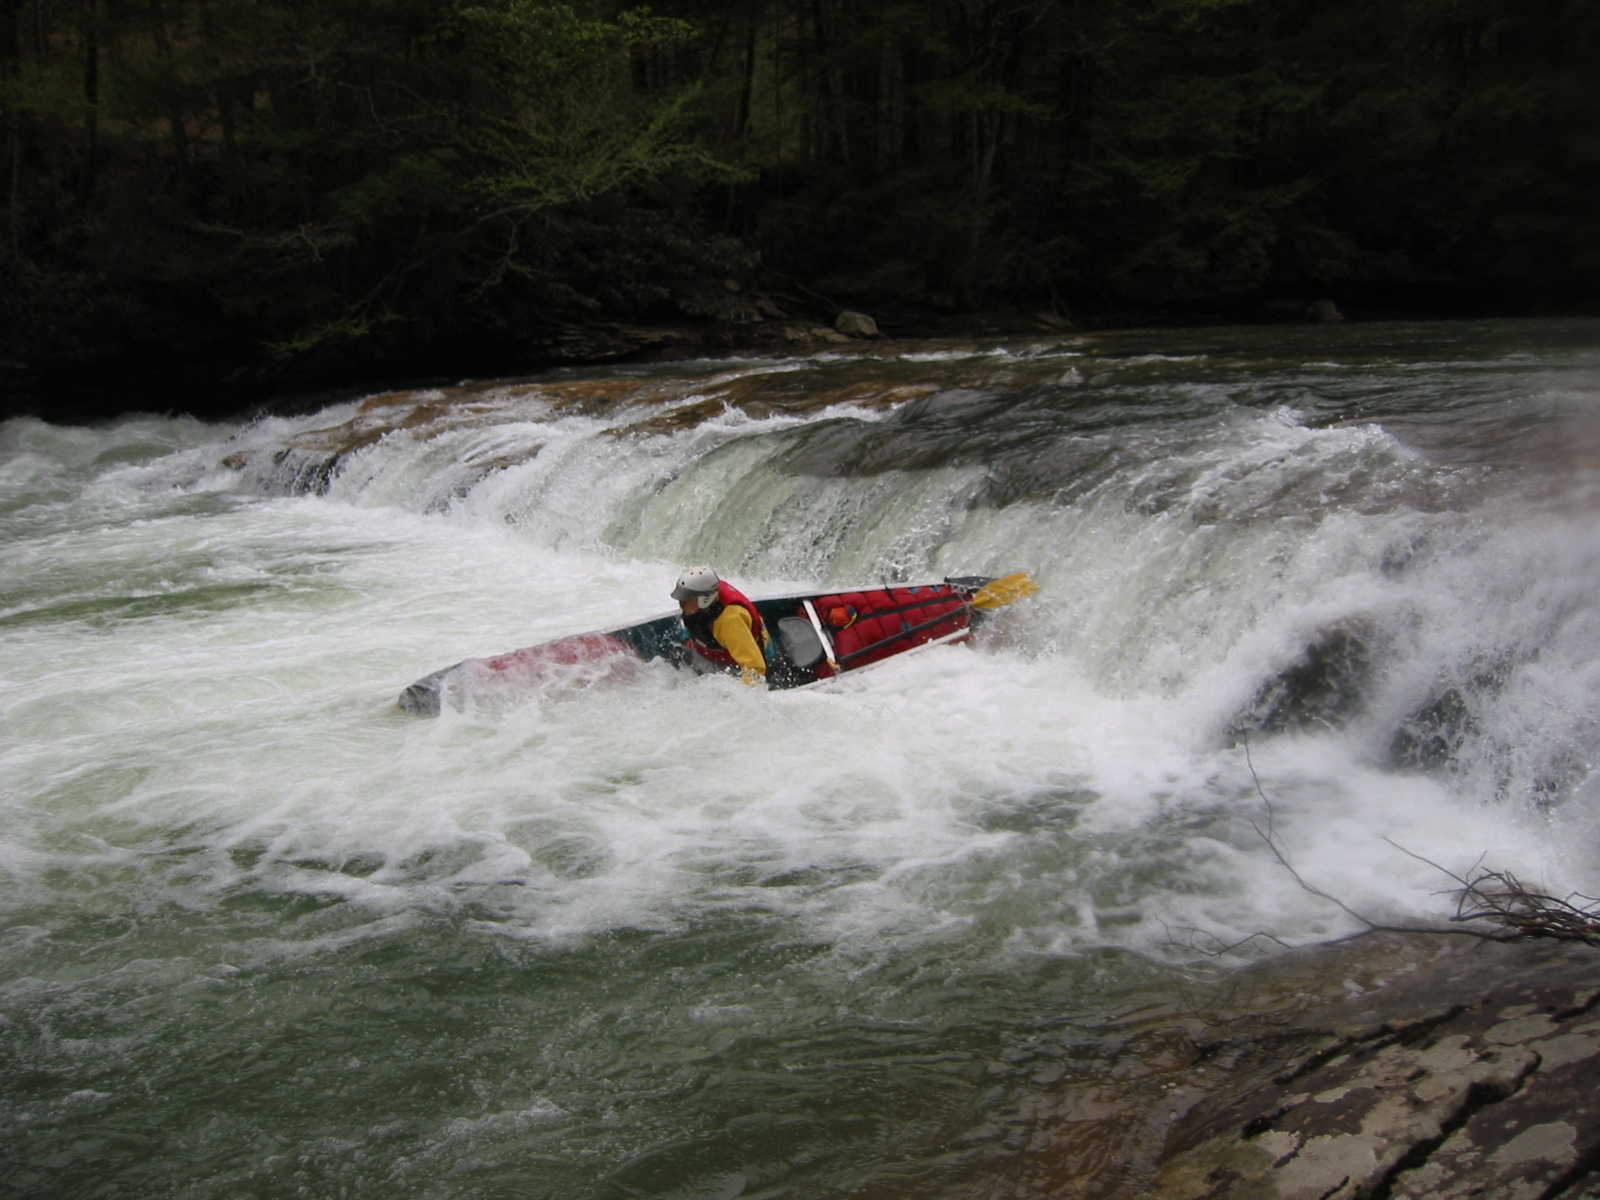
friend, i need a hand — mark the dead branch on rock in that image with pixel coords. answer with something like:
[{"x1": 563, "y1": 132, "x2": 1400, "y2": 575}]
[
  {"x1": 1383, "y1": 839, "x2": 1600, "y2": 946},
  {"x1": 1238, "y1": 739, "x2": 1600, "y2": 950},
  {"x1": 1160, "y1": 921, "x2": 1297, "y2": 960},
  {"x1": 1239, "y1": 742, "x2": 1519, "y2": 947},
  {"x1": 1173, "y1": 741, "x2": 1599, "y2": 958}
]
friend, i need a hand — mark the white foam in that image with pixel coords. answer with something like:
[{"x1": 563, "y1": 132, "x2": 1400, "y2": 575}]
[{"x1": 4, "y1": 342, "x2": 1598, "y2": 975}]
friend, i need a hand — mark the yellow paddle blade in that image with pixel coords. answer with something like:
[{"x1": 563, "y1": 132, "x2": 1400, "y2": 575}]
[{"x1": 970, "y1": 572, "x2": 1040, "y2": 609}]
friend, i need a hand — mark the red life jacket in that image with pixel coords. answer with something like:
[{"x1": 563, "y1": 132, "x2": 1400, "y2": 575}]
[{"x1": 685, "y1": 580, "x2": 767, "y2": 669}]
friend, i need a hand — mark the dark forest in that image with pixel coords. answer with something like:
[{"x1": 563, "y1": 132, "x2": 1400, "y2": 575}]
[{"x1": 3, "y1": 0, "x2": 1596, "y2": 418}]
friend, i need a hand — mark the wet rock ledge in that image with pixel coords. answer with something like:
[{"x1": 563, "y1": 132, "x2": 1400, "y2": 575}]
[{"x1": 1128, "y1": 934, "x2": 1600, "y2": 1199}]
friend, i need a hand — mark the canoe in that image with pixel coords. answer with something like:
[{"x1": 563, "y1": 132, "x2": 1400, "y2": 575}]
[{"x1": 397, "y1": 573, "x2": 1037, "y2": 716}]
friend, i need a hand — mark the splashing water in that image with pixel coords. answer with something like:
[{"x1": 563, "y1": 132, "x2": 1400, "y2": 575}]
[{"x1": 4, "y1": 318, "x2": 1599, "y2": 1197}]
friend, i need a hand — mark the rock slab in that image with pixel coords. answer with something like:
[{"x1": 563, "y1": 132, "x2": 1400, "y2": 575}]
[{"x1": 1143, "y1": 935, "x2": 1600, "y2": 1199}]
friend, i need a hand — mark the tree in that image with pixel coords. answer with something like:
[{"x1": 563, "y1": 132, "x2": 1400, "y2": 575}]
[{"x1": 1, "y1": 0, "x2": 750, "y2": 408}]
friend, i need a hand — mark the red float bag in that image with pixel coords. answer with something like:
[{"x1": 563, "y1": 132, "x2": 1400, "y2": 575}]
[{"x1": 808, "y1": 585, "x2": 971, "y2": 678}]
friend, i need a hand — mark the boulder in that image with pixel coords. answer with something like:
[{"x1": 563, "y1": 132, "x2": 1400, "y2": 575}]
[
  {"x1": 1229, "y1": 620, "x2": 1379, "y2": 738},
  {"x1": 1257, "y1": 298, "x2": 1347, "y2": 324},
  {"x1": 834, "y1": 309, "x2": 881, "y2": 338},
  {"x1": 754, "y1": 294, "x2": 789, "y2": 320}
]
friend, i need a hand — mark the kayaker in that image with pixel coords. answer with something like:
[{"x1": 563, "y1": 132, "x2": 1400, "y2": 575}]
[{"x1": 671, "y1": 566, "x2": 770, "y2": 685}]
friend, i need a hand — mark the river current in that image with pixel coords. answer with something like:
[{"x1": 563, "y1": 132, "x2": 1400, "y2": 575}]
[{"x1": 4, "y1": 318, "x2": 1598, "y2": 1197}]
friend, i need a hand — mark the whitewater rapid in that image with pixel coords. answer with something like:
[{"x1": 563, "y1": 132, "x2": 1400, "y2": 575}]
[{"x1": 4, "y1": 317, "x2": 1598, "y2": 1198}]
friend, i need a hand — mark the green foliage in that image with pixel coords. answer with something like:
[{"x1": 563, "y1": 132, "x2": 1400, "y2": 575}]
[
  {"x1": 2, "y1": 0, "x2": 1596, "y2": 412},
  {"x1": 1, "y1": 0, "x2": 762, "y2": 391},
  {"x1": 0, "y1": 58, "x2": 88, "y2": 121}
]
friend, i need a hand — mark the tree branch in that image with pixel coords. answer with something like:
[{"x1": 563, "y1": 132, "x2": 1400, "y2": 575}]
[{"x1": 1235, "y1": 739, "x2": 1547, "y2": 948}]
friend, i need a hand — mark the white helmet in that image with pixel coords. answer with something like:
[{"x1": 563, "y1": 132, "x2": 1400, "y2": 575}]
[{"x1": 671, "y1": 565, "x2": 721, "y2": 609}]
